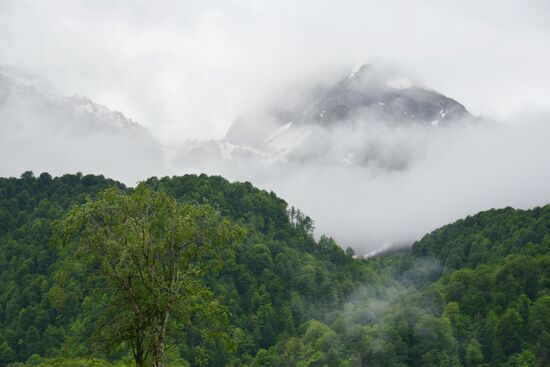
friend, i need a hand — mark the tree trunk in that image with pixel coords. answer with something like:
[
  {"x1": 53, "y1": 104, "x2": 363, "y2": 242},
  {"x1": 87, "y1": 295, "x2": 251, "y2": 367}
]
[
  {"x1": 135, "y1": 353, "x2": 146, "y2": 367},
  {"x1": 151, "y1": 340, "x2": 165, "y2": 367},
  {"x1": 151, "y1": 312, "x2": 169, "y2": 367},
  {"x1": 134, "y1": 327, "x2": 147, "y2": 367}
]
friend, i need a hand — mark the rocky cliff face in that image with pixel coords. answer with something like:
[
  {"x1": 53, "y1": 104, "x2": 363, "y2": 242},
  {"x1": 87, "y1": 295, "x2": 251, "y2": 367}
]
[{"x1": 275, "y1": 64, "x2": 473, "y2": 127}]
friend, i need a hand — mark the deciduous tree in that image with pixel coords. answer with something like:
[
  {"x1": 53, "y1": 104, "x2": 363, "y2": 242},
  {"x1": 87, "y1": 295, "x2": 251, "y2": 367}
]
[{"x1": 54, "y1": 185, "x2": 241, "y2": 367}]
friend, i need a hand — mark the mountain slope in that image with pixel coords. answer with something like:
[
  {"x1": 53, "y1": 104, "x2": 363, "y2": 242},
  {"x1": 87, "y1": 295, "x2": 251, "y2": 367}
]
[
  {"x1": 412, "y1": 205, "x2": 550, "y2": 272},
  {"x1": 175, "y1": 64, "x2": 481, "y2": 171},
  {"x1": 0, "y1": 66, "x2": 144, "y2": 133},
  {"x1": 232, "y1": 64, "x2": 475, "y2": 132},
  {"x1": 0, "y1": 172, "x2": 369, "y2": 366},
  {"x1": 0, "y1": 172, "x2": 548, "y2": 366},
  {"x1": 249, "y1": 205, "x2": 550, "y2": 367},
  {"x1": 0, "y1": 66, "x2": 163, "y2": 183}
]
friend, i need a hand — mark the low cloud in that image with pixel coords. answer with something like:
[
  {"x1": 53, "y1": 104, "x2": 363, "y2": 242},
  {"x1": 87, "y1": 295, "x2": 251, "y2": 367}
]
[
  {"x1": 174, "y1": 112, "x2": 550, "y2": 254},
  {"x1": 0, "y1": 66, "x2": 166, "y2": 185}
]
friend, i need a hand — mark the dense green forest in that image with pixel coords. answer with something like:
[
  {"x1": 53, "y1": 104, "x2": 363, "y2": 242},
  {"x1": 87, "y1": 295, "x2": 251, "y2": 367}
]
[{"x1": 0, "y1": 172, "x2": 548, "y2": 366}]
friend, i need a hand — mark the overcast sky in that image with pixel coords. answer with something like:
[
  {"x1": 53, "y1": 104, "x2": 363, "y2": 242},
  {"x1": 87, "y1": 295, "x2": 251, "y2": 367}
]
[{"x1": 1, "y1": 0, "x2": 550, "y2": 140}]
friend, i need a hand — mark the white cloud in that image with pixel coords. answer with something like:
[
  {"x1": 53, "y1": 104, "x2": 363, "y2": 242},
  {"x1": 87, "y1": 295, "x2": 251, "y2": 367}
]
[
  {"x1": 1, "y1": 0, "x2": 550, "y2": 140},
  {"x1": 180, "y1": 116, "x2": 550, "y2": 253}
]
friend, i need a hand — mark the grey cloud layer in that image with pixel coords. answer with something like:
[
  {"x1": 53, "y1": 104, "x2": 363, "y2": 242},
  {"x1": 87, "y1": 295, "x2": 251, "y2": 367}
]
[{"x1": 1, "y1": 0, "x2": 550, "y2": 140}]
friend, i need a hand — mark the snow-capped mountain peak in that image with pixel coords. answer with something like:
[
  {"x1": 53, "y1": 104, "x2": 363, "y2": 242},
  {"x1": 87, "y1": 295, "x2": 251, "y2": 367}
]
[
  {"x1": 0, "y1": 65, "x2": 144, "y2": 133},
  {"x1": 174, "y1": 63, "x2": 482, "y2": 171},
  {"x1": 0, "y1": 65, "x2": 163, "y2": 183}
]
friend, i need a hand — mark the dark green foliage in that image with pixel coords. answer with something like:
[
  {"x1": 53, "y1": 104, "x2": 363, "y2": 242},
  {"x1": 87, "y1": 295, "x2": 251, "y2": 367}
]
[
  {"x1": 0, "y1": 172, "x2": 124, "y2": 364},
  {"x1": 250, "y1": 206, "x2": 550, "y2": 367},
  {"x1": 7, "y1": 356, "x2": 112, "y2": 367},
  {"x1": 1, "y1": 172, "x2": 549, "y2": 366},
  {"x1": 412, "y1": 205, "x2": 550, "y2": 272},
  {"x1": 54, "y1": 185, "x2": 241, "y2": 367},
  {"x1": 0, "y1": 173, "x2": 362, "y2": 366},
  {"x1": 143, "y1": 175, "x2": 290, "y2": 235},
  {"x1": 464, "y1": 339, "x2": 483, "y2": 367}
]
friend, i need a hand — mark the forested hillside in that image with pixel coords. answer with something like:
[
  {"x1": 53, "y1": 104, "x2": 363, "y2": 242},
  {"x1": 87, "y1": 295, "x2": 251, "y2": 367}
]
[
  {"x1": 251, "y1": 206, "x2": 550, "y2": 366},
  {"x1": 0, "y1": 173, "x2": 548, "y2": 367}
]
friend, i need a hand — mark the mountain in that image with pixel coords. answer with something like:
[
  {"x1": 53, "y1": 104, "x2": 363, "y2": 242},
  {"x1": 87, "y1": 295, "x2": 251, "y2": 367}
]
[
  {"x1": 0, "y1": 172, "x2": 548, "y2": 367},
  {"x1": 174, "y1": 64, "x2": 480, "y2": 171},
  {"x1": 0, "y1": 66, "x2": 163, "y2": 183},
  {"x1": 228, "y1": 64, "x2": 475, "y2": 136},
  {"x1": 0, "y1": 172, "x2": 363, "y2": 366},
  {"x1": 0, "y1": 66, "x2": 148, "y2": 133}
]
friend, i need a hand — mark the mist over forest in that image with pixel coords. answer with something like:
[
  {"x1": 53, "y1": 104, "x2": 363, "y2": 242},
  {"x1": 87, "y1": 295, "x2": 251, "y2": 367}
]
[
  {"x1": 1, "y1": 62, "x2": 549, "y2": 253},
  {"x1": 0, "y1": 1, "x2": 549, "y2": 367}
]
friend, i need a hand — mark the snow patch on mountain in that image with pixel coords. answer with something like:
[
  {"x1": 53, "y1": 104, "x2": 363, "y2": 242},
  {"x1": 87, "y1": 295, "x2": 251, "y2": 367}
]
[
  {"x1": 265, "y1": 121, "x2": 294, "y2": 142},
  {"x1": 265, "y1": 124, "x2": 314, "y2": 158}
]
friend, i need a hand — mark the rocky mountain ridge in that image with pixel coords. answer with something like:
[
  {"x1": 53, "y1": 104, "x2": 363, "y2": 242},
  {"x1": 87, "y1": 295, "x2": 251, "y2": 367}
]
[{"x1": 175, "y1": 64, "x2": 480, "y2": 170}]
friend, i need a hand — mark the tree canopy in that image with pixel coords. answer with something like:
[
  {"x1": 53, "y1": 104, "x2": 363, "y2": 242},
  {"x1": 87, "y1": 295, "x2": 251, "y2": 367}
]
[
  {"x1": 0, "y1": 172, "x2": 549, "y2": 367},
  {"x1": 53, "y1": 185, "x2": 242, "y2": 366}
]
